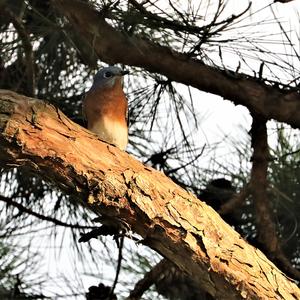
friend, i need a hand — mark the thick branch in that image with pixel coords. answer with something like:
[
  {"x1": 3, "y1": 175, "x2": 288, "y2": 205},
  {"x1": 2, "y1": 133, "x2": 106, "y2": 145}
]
[
  {"x1": 0, "y1": 89, "x2": 299, "y2": 299},
  {"x1": 250, "y1": 114, "x2": 300, "y2": 281},
  {"x1": 250, "y1": 115, "x2": 278, "y2": 254},
  {"x1": 51, "y1": 0, "x2": 300, "y2": 129}
]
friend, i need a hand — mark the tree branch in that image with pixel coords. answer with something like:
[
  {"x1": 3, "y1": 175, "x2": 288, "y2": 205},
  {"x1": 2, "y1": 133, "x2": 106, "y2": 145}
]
[
  {"x1": 0, "y1": 194, "x2": 95, "y2": 230},
  {"x1": 0, "y1": 90, "x2": 300, "y2": 299},
  {"x1": 218, "y1": 184, "x2": 249, "y2": 216},
  {"x1": 127, "y1": 0, "x2": 251, "y2": 37},
  {"x1": 50, "y1": 0, "x2": 300, "y2": 129},
  {"x1": 249, "y1": 114, "x2": 300, "y2": 281},
  {"x1": 250, "y1": 114, "x2": 278, "y2": 254},
  {"x1": 127, "y1": 259, "x2": 170, "y2": 300}
]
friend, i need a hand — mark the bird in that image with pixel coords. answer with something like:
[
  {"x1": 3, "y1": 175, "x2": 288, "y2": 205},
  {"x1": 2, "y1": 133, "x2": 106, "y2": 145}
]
[{"x1": 83, "y1": 66, "x2": 129, "y2": 150}]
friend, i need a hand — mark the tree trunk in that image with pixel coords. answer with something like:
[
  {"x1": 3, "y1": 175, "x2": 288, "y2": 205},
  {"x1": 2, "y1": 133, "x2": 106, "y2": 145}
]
[{"x1": 0, "y1": 89, "x2": 299, "y2": 299}]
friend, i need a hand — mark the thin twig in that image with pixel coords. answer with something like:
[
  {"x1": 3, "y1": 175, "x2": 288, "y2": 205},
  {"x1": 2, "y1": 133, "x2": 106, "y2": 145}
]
[
  {"x1": 128, "y1": 0, "x2": 251, "y2": 37},
  {"x1": 0, "y1": 195, "x2": 96, "y2": 230},
  {"x1": 110, "y1": 234, "x2": 124, "y2": 299}
]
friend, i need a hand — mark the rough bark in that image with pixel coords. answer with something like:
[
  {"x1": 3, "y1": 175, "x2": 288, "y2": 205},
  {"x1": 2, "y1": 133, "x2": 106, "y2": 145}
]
[
  {"x1": 0, "y1": 89, "x2": 300, "y2": 299},
  {"x1": 50, "y1": 0, "x2": 300, "y2": 129}
]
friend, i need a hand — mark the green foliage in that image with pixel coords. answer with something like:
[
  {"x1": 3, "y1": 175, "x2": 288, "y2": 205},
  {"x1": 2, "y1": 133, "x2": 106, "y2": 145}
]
[{"x1": 269, "y1": 126, "x2": 300, "y2": 262}]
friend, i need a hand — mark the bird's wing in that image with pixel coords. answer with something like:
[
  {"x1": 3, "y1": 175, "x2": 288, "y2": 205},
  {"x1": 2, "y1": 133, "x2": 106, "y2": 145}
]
[
  {"x1": 126, "y1": 99, "x2": 129, "y2": 127},
  {"x1": 80, "y1": 93, "x2": 88, "y2": 128}
]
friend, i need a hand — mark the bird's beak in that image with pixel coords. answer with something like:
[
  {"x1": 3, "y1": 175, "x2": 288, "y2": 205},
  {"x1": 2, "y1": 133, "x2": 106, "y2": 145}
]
[{"x1": 120, "y1": 70, "x2": 129, "y2": 76}]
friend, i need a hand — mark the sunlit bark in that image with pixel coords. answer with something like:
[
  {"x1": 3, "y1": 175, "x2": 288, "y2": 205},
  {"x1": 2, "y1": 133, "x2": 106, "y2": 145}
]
[{"x1": 0, "y1": 89, "x2": 299, "y2": 299}]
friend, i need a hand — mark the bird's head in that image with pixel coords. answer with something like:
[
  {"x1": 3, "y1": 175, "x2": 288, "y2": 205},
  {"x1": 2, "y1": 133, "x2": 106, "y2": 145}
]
[{"x1": 91, "y1": 66, "x2": 129, "y2": 90}]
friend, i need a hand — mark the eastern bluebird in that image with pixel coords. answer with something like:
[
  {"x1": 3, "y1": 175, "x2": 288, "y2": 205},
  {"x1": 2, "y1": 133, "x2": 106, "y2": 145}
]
[{"x1": 83, "y1": 66, "x2": 129, "y2": 150}]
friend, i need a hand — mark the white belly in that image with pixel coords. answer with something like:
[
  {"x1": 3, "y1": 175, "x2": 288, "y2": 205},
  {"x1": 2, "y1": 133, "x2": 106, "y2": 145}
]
[{"x1": 90, "y1": 118, "x2": 128, "y2": 150}]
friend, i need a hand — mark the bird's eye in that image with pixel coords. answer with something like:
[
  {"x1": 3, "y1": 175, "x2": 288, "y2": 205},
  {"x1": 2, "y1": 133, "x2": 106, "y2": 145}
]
[{"x1": 104, "y1": 71, "x2": 113, "y2": 78}]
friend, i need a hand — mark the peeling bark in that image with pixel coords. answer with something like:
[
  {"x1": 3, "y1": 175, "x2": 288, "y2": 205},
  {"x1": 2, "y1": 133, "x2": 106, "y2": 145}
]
[
  {"x1": 50, "y1": 0, "x2": 300, "y2": 129},
  {"x1": 0, "y1": 89, "x2": 300, "y2": 299}
]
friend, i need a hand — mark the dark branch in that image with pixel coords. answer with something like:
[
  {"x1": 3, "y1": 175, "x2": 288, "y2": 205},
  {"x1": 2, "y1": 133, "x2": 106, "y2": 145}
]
[
  {"x1": 0, "y1": 195, "x2": 95, "y2": 230},
  {"x1": 249, "y1": 114, "x2": 300, "y2": 281},
  {"x1": 127, "y1": 259, "x2": 169, "y2": 299},
  {"x1": 218, "y1": 184, "x2": 249, "y2": 216},
  {"x1": 51, "y1": 0, "x2": 300, "y2": 129}
]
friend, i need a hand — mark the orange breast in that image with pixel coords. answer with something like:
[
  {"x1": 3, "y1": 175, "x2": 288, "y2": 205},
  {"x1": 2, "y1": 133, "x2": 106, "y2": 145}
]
[
  {"x1": 83, "y1": 77, "x2": 128, "y2": 149},
  {"x1": 84, "y1": 78, "x2": 127, "y2": 127}
]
